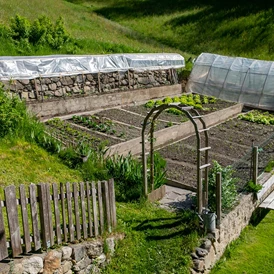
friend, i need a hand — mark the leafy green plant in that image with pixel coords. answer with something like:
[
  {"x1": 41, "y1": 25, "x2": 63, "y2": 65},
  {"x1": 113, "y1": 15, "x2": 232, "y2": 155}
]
[
  {"x1": 238, "y1": 110, "x2": 274, "y2": 125},
  {"x1": 245, "y1": 181, "x2": 263, "y2": 193},
  {"x1": 150, "y1": 152, "x2": 167, "y2": 189},
  {"x1": 106, "y1": 153, "x2": 143, "y2": 201},
  {"x1": 264, "y1": 160, "x2": 274, "y2": 172},
  {"x1": 208, "y1": 161, "x2": 238, "y2": 212}
]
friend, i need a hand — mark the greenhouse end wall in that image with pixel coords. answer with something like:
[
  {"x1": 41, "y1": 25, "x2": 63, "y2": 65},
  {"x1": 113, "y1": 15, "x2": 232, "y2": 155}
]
[{"x1": 186, "y1": 53, "x2": 274, "y2": 111}]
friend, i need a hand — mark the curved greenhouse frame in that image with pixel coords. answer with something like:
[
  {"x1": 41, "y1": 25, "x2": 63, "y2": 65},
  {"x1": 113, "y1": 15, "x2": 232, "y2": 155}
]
[{"x1": 186, "y1": 53, "x2": 274, "y2": 110}]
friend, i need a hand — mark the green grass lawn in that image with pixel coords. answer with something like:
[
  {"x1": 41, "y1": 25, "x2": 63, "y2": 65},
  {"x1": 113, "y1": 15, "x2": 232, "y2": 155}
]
[
  {"x1": 211, "y1": 209, "x2": 274, "y2": 274},
  {"x1": 103, "y1": 201, "x2": 200, "y2": 274},
  {"x1": 0, "y1": 138, "x2": 83, "y2": 187}
]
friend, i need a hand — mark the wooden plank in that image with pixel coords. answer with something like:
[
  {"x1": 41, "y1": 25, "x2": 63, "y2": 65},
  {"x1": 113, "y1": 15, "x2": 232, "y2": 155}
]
[
  {"x1": 80, "y1": 182, "x2": 87, "y2": 239},
  {"x1": 19, "y1": 185, "x2": 31, "y2": 253},
  {"x1": 97, "y1": 181, "x2": 104, "y2": 235},
  {"x1": 5, "y1": 185, "x2": 22, "y2": 257},
  {"x1": 0, "y1": 196, "x2": 8, "y2": 261},
  {"x1": 46, "y1": 184, "x2": 54, "y2": 247},
  {"x1": 73, "y1": 183, "x2": 81, "y2": 240},
  {"x1": 103, "y1": 181, "x2": 111, "y2": 233},
  {"x1": 66, "y1": 183, "x2": 74, "y2": 242},
  {"x1": 92, "y1": 182, "x2": 99, "y2": 237},
  {"x1": 259, "y1": 191, "x2": 274, "y2": 208},
  {"x1": 29, "y1": 184, "x2": 41, "y2": 251},
  {"x1": 61, "y1": 183, "x2": 67, "y2": 243},
  {"x1": 86, "y1": 182, "x2": 93, "y2": 237},
  {"x1": 108, "y1": 178, "x2": 117, "y2": 228},
  {"x1": 53, "y1": 184, "x2": 62, "y2": 245},
  {"x1": 37, "y1": 184, "x2": 50, "y2": 249},
  {"x1": 257, "y1": 175, "x2": 274, "y2": 200}
]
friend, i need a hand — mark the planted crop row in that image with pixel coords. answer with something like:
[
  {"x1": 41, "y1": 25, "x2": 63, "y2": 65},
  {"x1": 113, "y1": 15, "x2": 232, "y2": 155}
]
[
  {"x1": 145, "y1": 94, "x2": 217, "y2": 115},
  {"x1": 238, "y1": 110, "x2": 274, "y2": 125},
  {"x1": 46, "y1": 118, "x2": 108, "y2": 152}
]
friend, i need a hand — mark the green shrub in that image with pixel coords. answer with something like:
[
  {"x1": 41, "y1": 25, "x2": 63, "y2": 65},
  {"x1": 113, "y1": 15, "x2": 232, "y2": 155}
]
[
  {"x1": 6, "y1": 14, "x2": 77, "y2": 54},
  {"x1": 208, "y1": 161, "x2": 238, "y2": 212},
  {"x1": 106, "y1": 153, "x2": 143, "y2": 201}
]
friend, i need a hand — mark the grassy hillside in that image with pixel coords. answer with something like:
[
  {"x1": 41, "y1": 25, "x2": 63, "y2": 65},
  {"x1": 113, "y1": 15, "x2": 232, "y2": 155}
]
[
  {"x1": 0, "y1": 0, "x2": 184, "y2": 56},
  {"x1": 91, "y1": 0, "x2": 274, "y2": 60}
]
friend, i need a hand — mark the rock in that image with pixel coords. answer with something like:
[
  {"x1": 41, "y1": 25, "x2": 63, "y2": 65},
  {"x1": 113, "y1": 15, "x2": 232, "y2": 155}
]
[
  {"x1": 19, "y1": 79, "x2": 30, "y2": 85},
  {"x1": 62, "y1": 246, "x2": 72, "y2": 261},
  {"x1": 191, "y1": 252, "x2": 199, "y2": 259},
  {"x1": 72, "y1": 257, "x2": 92, "y2": 272},
  {"x1": 49, "y1": 83, "x2": 57, "y2": 91},
  {"x1": 22, "y1": 256, "x2": 43, "y2": 274},
  {"x1": 86, "y1": 74, "x2": 93, "y2": 81},
  {"x1": 72, "y1": 245, "x2": 86, "y2": 262},
  {"x1": 201, "y1": 239, "x2": 212, "y2": 251},
  {"x1": 60, "y1": 260, "x2": 73, "y2": 273},
  {"x1": 84, "y1": 86, "x2": 91, "y2": 93},
  {"x1": 43, "y1": 250, "x2": 62, "y2": 274},
  {"x1": 86, "y1": 240, "x2": 103, "y2": 258},
  {"x1": 13, "y1": 263, "x2": 23, "y2": 274},
  {"x1": 195, "y1": 247, "x2": 208, "y2": 257},
  {"x1": 95, "y1": 253, "x2": 106, "y2": 266},
  {"x1": 54, "y1": 89, "x2": 64, "y2": 97},
  {"x1": 105, "y1": 237, "x2": 115, "y2": 256},
  {"x1": 192, "y1": 259, "x2": 205, "y2": 272},
  {"x1": 61, "y1": 76, "x2": 73, "y2": 86}
]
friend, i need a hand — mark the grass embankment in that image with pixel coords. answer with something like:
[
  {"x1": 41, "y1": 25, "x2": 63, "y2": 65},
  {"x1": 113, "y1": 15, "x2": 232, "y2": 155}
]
[
  {"x1": 0, "y1": 0, "x2": 183, "y2": 56},
  {"x1": 211, "y1": 209, "x2": 274, "y2": 274},
  {"x1": 91, "y1": 0, "x2": 274, "y2": 60}
]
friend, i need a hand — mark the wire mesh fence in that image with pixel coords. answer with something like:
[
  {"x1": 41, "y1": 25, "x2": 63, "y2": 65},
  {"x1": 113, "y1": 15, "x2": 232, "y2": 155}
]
[{"x1": 232, "y1": 130, "x2": 274, "y2": 192}]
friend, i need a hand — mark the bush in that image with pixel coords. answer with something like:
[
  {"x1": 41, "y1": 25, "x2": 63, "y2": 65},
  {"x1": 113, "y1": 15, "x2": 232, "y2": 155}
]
[
  {"x1": 208, "y1": 161, "x2": 238, "y2": 212},
  {"x1": 6, "y1": 15, "x2": 77, "y2": 54}
]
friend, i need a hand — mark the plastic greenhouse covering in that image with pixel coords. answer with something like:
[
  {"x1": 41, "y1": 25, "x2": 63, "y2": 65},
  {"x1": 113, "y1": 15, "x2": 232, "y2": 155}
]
[
  {"x1": 186, "y1": 53, "x2": 274, "y2": 110},
  {"x1": 0, "y1": 53, "x2": 185, "y2": 80}
]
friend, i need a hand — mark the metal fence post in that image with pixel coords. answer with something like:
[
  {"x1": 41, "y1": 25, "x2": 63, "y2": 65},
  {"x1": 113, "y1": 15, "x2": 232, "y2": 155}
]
[{"x1": 216, "y1": 172, "x2": 221, "y2": 229}]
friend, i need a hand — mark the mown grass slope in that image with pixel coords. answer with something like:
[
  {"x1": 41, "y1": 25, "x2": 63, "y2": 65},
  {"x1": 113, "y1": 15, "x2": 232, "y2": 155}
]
[
  {"x1": 91, "y1": 0, "x2": 274, "y2": 60},
  {"x1": 0, "y1": 0, "x2": 184, "y2": 56}
]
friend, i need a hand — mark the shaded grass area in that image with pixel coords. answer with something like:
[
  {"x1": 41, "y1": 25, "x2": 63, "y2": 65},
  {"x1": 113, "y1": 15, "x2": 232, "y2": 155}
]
[
  {"x1": 103, "y1": 202, "x2": 200, "y2": 274},
  {"x1": 91, "y1": 0, "x2": 274, "y2": 60},
  {"x1": 0, "y1": 138, "x2": 83, "y2": 187},
  {"x1": 211, "y1": 208, "x2": 274, "y2": 274}
]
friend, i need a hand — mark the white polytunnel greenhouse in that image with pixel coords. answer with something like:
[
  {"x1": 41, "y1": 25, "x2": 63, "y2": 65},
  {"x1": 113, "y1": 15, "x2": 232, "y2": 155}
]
[
  {"x1": 186, "y1": 53, "x2": 274, "y2": 110},
  {"x1": 0, "y1": 53, "x2": 185, "y2": 80}
]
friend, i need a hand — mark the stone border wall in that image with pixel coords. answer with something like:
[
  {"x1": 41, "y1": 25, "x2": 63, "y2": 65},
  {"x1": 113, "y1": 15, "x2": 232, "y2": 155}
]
[
  {"x1": 0, "y1": 234, "x2": 124, "y2": 274},
  {"x1": 1, "y1": 69, "x2": 178, "y2": 102},
  {"x1": 191, "y1": 172, "x2": 273, "y2": 274}
]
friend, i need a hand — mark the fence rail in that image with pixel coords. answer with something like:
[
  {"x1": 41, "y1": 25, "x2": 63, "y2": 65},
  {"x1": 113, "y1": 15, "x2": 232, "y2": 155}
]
[{"x1": 0, "y1": 179, "x2": 116, "y2": 261}]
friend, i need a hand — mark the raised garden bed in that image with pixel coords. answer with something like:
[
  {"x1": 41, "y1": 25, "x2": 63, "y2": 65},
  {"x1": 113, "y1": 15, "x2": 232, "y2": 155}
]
[{"x1": 158, "y1": 114, "x2": 274, "y2": 190}]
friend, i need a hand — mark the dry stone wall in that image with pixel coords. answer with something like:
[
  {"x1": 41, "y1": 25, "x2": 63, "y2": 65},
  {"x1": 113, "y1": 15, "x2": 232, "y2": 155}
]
[
  {"x1": 0, "y1": 234, "x2": 124, "y2": 274},
  {"x1": 1, "y1": 69, "x2": 178, "y2": 102}
]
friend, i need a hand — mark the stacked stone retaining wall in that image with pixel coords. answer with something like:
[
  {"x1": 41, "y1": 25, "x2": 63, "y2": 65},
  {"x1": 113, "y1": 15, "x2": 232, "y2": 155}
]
[
  {"x1": 1, "y1": 69, "x2": 178, "y2": 102},
  {"x1": 0, "y1": 234, "x2": 124, "y2": 274}
]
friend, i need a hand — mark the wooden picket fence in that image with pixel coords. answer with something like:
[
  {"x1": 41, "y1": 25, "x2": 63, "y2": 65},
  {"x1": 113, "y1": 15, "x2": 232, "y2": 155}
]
[{"x1": 0, "y1": 179, "x2": 116, "y2": 261}]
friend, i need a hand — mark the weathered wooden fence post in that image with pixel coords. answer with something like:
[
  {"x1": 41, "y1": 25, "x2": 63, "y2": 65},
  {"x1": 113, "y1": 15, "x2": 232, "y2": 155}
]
[
  {"x1": 0, "y1": 197, "x2": 8, "y2": 260},
  {"x1": 216, "y1": 172, "x2": 222, "y2": 229},
  {"x1": 37, "y1": 183, "x2": 51, "y2": 249},
  {"x1": 5, "y1": 185, "x2": 22, "y2": 257},
  {"x1": 253, "y1": 146, "x2": 258, "y2": 185}
]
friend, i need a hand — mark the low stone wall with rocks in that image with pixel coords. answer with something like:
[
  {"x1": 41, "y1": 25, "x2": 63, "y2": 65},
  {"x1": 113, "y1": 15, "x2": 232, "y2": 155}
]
[
  {"x1": 191, "y1": 193, "x2": 256, "y2": 273},
  {"x1": 1, "y1": 69, "x2": 178, "y2": 102},
  {"x1": 0, "y1": 233, "x2": 124, "y2": 274}
]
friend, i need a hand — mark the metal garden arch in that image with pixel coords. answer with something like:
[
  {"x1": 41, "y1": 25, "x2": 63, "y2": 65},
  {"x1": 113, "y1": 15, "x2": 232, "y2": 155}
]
[{"x1": 141, "y1": 103, "x2": 211, "y2": 214}]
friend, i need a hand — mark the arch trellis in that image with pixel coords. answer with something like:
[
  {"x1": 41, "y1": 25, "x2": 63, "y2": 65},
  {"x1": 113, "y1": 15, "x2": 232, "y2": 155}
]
[{"x1": 141, "y1": 103, "x2": 211, "y2": 214}]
